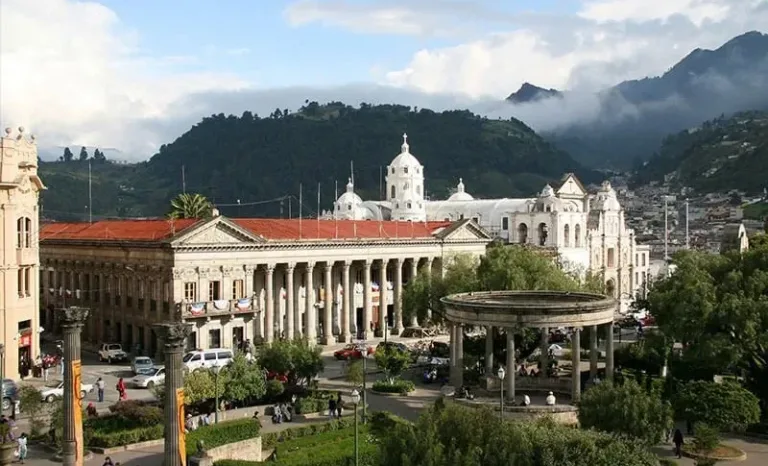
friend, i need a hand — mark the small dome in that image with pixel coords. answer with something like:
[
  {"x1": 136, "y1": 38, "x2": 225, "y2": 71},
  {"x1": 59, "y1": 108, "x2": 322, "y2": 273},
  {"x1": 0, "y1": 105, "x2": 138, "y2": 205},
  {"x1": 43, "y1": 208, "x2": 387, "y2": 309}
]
[
  {"x1": 389, "y1": 133, "x2": 423, "y2": 169},
  {"x1": 540, "y1": 184, "x2": 555, "y2": 198},
  {"x1": 336, "y1": 178, "x2": 363, "y2": 208},
  {"x1": 593, "y1": 180, "x2": 621, "y2": 211},
  {"x1": 534, "y1": 184, "x2": 563, "y2": 212},
  {"x1": 448, "y1": 178, "x2": 474, "y2": 201}
]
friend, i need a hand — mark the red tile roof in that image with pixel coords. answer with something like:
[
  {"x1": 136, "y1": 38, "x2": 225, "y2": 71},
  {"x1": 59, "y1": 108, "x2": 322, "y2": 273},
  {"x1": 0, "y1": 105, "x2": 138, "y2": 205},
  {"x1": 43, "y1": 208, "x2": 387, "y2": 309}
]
[
  {"x1": 233, "y1": 219, "x2": 452, "y2": 240},
  {"x1": 40, "y1": 219, "x2": 199, "y2": 241},
  {"x1": 39, "y1": 218, "x2": 453, "y2": 242}
]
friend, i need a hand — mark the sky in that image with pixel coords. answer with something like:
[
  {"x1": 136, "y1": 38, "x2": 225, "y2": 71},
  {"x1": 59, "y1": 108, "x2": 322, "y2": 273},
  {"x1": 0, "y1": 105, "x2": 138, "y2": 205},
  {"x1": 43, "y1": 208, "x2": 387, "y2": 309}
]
[{"x1": 1, "y1": 0, "x2": 766, "y2": 160}]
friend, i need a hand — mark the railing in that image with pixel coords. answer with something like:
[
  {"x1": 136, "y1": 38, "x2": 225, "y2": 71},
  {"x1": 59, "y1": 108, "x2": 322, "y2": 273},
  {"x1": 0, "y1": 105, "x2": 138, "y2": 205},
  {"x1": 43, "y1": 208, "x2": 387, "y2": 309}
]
[{"x1": 180, "y1": 299, "x2": 258, "y2": 318}]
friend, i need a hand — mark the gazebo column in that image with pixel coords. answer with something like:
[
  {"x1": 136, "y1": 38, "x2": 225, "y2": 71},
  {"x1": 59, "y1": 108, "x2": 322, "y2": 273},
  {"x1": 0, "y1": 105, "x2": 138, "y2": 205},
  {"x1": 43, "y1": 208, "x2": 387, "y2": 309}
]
[
  {"x1": 506, "y1": 329, "x2": 515, "y2": 401},
  {"x1": 539, "y1": 327, "x2": 549, "y2": 372},
  {"x1": 571, "y1": 327, "x2": 581, "y2": 402},
  {"x1": 589, "y1": 325, "x2": 598, "y2": 381},
  {"x1": 605, "y1": 322, "x2": 615, "y2": 381},
  {"x1": 450, "y1": 323, "x2": 464, "y2": 387},
  {"x1": 485, "y1": 326, "x2": 494, "y2": 374}
]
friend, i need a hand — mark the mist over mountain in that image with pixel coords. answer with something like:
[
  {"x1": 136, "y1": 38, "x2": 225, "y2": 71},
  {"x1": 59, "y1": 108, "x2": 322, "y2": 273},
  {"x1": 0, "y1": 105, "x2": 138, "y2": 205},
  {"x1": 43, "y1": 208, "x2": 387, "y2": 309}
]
[{"x1": 506, "y1": 31, "x2": 768, "y2": 169}]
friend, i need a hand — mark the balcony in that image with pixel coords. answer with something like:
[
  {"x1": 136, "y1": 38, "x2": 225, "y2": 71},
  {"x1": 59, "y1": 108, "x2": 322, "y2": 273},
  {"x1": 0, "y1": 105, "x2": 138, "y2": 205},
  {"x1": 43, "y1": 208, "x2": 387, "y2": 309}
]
[{"x1": 180, "y1": 298, "x2": 259, "y2": 319}]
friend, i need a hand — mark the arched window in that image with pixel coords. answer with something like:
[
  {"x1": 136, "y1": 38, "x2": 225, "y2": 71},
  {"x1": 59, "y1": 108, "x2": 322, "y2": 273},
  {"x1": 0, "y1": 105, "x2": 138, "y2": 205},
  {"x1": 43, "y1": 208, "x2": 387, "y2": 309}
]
[
  {"x1": 574, "y1": 224, "x2": 581, "y2": 247},
  {"x1": 563, "y1": 224, "x2": 570, "y2": 247},
  {"x1": 403, "y1": 167, "x2": 409, "y2": 174},
  {"x1": 390, "y1": 185, "x2": 396, "y2": 199},
  {"x1": 416, "y1": 185, "x2": 421, "y2": 195},
  {"x1": 518, "y1": 223, "x2": 528, "y2": 244},
  {"x1": 538, "y1": 223, "x2": 549, "y2": 246},
  {"x1": 16, "y1": 217, "x2": 32, "y2": 248},
  {"x1": 403, "y1": 182, "x2": 409, "y2": 190}
]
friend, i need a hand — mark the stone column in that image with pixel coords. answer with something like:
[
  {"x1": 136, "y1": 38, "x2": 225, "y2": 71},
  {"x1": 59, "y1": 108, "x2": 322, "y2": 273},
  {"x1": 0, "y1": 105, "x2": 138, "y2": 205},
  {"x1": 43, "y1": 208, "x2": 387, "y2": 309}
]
[
  {"x1": 539, "y1": 327, "x2": 549, "y2": 372},
  {"x1": 322, "y1": 263, "x2": 334, "y2": 345},
  {"x1": 425, "y1": 258, "x2": 434, "y2": 321},
  {"x1": 605, "y1": 322, "x2": 615, "y2": 381},
  {"x1": 393, "y1": 258, "x2": 404, "y2": 335},
  {"x1": 506, "y1": 329, "x2": 515, "y2": 401},
  {"x1": 264, "y1": 265, "x2": 275, "y2": 343},
  {"x1": 285, "y1": 263, "x2": 296, "y2": 340},
  {"x1": 340, "y1": 262, "x2": 352, "y2": 343},
  {"x1": 485, "y1": 326, "x2": 494, "y2": 374},
  {"x1": 61, "y1": 306, "x2": 90, "y2": 466},
  {"x1": 589, "y1": 325, "x2": 598, "y2": 381},
  {"x1": 571, "y1": 327, "x2": 581, "y2": 402},
  {"x1": 154, "y1": 323, "x2": 193, "y2": 466},
  {"x1": 409, "y1": 258, "x2": 419, "y2": 327},
  {"x1": 449, "y1": 323, "x2": 459, "y2": 386},
  {"x1": 305, "y1": 262, "x2": 317, "y2": 343},
  {"x1": 455, "y1": 324, "x2": 464, "y2": 387},
  {"x1": 378, "y1": 259, "x2": 388, "y2": 338},
  {"x1": 362, "y1": 260, "x2": 372, "y2": 340}
]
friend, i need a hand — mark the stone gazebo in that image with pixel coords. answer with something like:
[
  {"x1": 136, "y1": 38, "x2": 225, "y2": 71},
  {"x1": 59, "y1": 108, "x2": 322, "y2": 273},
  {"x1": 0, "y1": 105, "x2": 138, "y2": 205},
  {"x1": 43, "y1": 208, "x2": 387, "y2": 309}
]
[{"x1": 441, "y1": 291, "x2": 617, "y2": 403}]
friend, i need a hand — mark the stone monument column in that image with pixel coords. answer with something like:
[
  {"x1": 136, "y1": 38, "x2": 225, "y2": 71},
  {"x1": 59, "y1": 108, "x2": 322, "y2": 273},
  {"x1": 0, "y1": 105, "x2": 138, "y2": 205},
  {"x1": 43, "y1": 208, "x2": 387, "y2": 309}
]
[
  {"x1": 605, "y1": 322, "x2": 615, "y2": 381},
  {"x1": 571, "y1": 328, "x2": 581, "y2": 402},
  {"x1": 154, "y1": 322, "x2": 193, "y2": 466},
  {"x1": 61, "y1": 306, "x2": 90, "y2": 466},
  {"x1": 506, "y1": 329, "x2": 515, "y2": 400}
]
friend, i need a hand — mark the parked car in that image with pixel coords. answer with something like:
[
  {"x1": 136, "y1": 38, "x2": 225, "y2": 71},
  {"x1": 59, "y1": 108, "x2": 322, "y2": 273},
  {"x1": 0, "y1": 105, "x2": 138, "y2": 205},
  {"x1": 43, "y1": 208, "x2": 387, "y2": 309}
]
[
  {"x1": 333, "y1": 344, "x2": 374, "y2": 360},
  {"x1": 0, "y1": 379, "x2": 19, "y2": 410},
  {"x1": 41, "y1": 381, "x2": 94, "y2": 403},
  {"x1": 131, "y1": 366, "x2": 165, "y2": 389},
  {"x1": 131, "y1": 356, "x2": 155, "y2": 375},
  {"x1": 182, "y1": 349, "x2": 233, "y2": 372},
  {"x1": 98, "y1": 343, "x2": 128, "y2": 363}
]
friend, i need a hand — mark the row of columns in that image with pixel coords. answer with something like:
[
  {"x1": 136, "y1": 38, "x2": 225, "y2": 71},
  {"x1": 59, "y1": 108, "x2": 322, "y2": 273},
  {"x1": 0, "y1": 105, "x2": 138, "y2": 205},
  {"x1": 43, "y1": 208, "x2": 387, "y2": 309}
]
[{"x1": 451, "y1": 322, "x2": 615, "y2": 403}]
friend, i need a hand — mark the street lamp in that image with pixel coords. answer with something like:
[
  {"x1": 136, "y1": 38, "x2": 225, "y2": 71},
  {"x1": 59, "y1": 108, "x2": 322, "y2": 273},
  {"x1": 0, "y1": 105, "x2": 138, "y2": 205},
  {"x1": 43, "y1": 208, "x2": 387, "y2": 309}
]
[
  {"x1": 355, "y1": 341, "x2": 368, "y2": 424},
  {"x1": 497, "y1": 366, "x2": 506, "y2": 421},
  {"x1": 351, "y1": 389, "x2": 361, "y2": 466},
  {"x1": 213, "y1": 366, "x2": 221, "y2": 424}
]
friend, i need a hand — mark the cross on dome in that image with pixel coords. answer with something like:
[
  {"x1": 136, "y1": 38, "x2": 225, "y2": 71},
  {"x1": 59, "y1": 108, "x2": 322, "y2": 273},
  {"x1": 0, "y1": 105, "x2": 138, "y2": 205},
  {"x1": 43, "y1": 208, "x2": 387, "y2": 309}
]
[
  {"x1": 346, "y1": 177, "x2": 354, "y2": 193},
  {"x1": 401, "y1": 133, "x2": 409, "y2": 153},
  {"x1": 457, "y1": 178, "x2": 465, "y2": 193}
]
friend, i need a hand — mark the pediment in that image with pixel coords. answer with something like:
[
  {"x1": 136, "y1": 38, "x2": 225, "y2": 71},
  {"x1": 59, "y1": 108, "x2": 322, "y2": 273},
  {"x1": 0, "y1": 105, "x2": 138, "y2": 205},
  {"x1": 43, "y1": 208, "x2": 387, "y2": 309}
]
[
  {"x1": 170, "y1": 217, "x2": 264, "y2": 246},
  {"x1": 435, "y1": 219, "x2": 493, "y2": 241},
  {"x1": 556, "y1": 174, "x2": 586, "y2": 197}
]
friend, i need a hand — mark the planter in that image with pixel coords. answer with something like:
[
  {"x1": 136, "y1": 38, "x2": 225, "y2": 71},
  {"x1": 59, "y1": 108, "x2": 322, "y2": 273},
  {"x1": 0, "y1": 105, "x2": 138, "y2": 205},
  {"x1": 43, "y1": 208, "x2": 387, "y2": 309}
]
[
  {"x1": 682, "y1": 444, "x2": 747, "y2": 462},
  {"x1": 0, "y1": 443, "x2": 16, "y2": 465}
]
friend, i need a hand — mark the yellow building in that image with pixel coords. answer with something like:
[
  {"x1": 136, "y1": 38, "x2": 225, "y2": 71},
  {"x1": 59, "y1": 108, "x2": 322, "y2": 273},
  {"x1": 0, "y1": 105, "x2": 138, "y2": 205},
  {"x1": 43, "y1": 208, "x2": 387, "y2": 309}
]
[{"x1": 0, "y1": 127, "x2": 45, "y2": 380}]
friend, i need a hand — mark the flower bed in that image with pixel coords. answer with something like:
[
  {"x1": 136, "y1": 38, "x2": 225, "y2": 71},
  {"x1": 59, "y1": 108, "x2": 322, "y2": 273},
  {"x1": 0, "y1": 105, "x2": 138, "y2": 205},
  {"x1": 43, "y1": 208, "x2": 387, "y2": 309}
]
[
  {"x1": 371, "y1": 379, "x2": 415, "y2": 395},
  {"x1": 681, "y1": 444, "x2": 747, "y2": 462}
]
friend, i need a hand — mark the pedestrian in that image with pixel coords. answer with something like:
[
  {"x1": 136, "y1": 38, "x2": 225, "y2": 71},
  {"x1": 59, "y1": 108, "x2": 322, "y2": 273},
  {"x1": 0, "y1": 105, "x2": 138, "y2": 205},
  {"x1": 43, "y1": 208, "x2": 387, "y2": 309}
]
[
  {"x1": 336, "y1": 392, "x2": 343, "y2": 419},
  {"x1": 96, "y1": 377, "x2": 105, "y2": 402},
  {"x1": 328, "y1": 397, "x2": 337, "y2": 420},
  {"x1": 672, "y1": 429, "x2": 684, "y2": 458},
  {"x1": 102, "y1": 456, "x2": 114, "y2": 466},
  {"x1": 16, "y1": 432, "x2": 28, "y2": 464},
  {"x1": 116, "y1": 378, "x2": 127, "y2": 401}
]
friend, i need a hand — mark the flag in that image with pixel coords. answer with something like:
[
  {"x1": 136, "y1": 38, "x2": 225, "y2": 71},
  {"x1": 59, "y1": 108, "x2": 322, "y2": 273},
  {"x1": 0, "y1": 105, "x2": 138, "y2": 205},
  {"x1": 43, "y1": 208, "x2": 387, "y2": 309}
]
[{"x1": 188, "y1": 302, "x2": 205, "y2": 316}]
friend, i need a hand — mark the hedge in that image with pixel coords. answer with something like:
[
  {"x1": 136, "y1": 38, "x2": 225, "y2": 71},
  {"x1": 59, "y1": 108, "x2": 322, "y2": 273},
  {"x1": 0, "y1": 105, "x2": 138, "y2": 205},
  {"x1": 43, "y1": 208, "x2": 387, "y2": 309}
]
[
  {"x1": 372, "y1": 379, "x2": 414, "y2": 394},
  {"x1": 262, "y1": 419, "x2": 352, "y2": 449},
  {"x1": 187, "y1": 418, "x2": 261, "y2": 456}
]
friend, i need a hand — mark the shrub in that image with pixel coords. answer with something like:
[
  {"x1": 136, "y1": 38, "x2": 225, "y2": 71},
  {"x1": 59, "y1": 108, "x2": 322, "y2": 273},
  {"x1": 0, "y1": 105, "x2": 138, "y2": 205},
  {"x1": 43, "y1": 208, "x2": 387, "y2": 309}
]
[
  {"x1": 108, "y1": 400, "x2": 163, "y2": 427},
  {"x1": 87, "y1": 424, "x2": 164, "y2": 448},
  {"x1": 673, "y1": 381, "x2": 761, "y2": 431},
  {"x1": 18, "y1": 386, "x2": 46, "y2": 436},
  {"x1": 261, "y1": 419, "x2": 351, "y2": 449},
  {"x1": 186, "y1": 418, "x2": 261, "y2": 456},
  {"x1": 372, "y1": 379, "x2": 415, "y2": 394},
  {"x1": 692, "y1": 423, "x2": 720, "y2": 454},
  {"x1": 293, "y1": 397, "x2": 327, "y2": 415},
  {"x1": 266, "y1": 379, "x2": 285, "y2": 399}
]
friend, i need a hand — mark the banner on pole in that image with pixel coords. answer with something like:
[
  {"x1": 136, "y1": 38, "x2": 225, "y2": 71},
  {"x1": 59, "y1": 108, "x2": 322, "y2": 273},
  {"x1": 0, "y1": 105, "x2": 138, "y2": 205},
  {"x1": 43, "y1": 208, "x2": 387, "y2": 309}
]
[
  {"x1": 177, "y1": 387, "x2": 187, "y2": 466},
  {"x1": 72, "y1": 360, "x2": 84, "y2": 466}
]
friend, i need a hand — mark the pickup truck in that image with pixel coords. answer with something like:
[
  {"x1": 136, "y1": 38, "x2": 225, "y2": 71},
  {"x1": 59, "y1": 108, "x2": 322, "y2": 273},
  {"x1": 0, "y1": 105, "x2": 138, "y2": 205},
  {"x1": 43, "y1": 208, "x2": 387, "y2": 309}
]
[
  {"x1": 41, "y1": 381, "x2": 94, "y2": 403},
  {"x1": 98, "y1": 343, "x2": 129, "y2": 364}
]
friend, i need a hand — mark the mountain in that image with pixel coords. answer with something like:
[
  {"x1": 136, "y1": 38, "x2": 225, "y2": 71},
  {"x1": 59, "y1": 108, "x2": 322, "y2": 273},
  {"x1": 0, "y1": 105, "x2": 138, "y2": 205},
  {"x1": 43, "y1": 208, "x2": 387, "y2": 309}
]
[
  {"x1": 510, "y1": 31, "x2": 768, "y2": 169},
  {"x1": 506, "y1": 83, "x2": 562, "y2": 104},
  {"x1": 38, "y1": 103, "x2": 598, "y2": 221},
  {"x1": 632, "y1": 111, "x2": 768, "y2": 193}
]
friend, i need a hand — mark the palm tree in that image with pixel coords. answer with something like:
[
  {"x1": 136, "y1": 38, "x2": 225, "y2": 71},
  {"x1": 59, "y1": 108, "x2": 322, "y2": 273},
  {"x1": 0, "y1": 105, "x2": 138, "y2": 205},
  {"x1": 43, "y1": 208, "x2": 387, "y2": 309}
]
[{"x1": 168, "y1": 193, "x2": 213, "y2": 219}]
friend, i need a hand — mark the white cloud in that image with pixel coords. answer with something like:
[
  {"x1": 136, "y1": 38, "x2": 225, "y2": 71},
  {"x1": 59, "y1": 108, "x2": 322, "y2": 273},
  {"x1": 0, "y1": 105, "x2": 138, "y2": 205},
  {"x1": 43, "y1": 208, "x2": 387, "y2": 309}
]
[{"x1": 0, "y1": 0, "x2": 248, "y2": 157}]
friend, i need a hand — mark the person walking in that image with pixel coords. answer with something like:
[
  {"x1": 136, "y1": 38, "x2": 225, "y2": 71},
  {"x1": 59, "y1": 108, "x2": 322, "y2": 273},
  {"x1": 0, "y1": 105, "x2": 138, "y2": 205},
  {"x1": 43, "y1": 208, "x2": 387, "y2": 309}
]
[
  {"x1": 17, "y1": 432, "x2": 28, "y2": 464},
  {"x1": 328, "y1": 397, "x2": 337, "y2": 420},
  {"x1": 96, "y1": 377, "x2": 105, "y2": 402},
  {"x1": 116, "y1": 378, "x2": 127, "y2": 401},
  {"x1": 672, "y1": 429, "x2": 684, "y2": 458}
]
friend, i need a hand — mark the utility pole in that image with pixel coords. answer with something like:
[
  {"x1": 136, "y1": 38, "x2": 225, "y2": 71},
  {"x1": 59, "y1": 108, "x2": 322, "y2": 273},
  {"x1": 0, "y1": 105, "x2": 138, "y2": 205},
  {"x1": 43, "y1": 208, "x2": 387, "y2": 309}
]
[
  {"x1": 685, "y1": 198, "x2": 690, "y2": 249},
  {"x1": 663, "y1": 196, "x2": 669, "y2": 261}
]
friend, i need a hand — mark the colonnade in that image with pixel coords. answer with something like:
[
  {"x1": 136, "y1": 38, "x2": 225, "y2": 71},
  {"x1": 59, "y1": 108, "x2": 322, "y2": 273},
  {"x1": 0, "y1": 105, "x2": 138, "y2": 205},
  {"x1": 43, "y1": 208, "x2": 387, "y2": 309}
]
[{"x1": 449, "y1": 322, "x2": 615, "y2": 402}]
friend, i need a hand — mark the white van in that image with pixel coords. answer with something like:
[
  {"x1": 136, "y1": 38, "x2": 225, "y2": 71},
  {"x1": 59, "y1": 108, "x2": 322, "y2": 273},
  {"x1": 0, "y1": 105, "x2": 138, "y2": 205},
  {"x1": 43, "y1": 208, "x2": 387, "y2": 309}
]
[{"x1": 182, "y1": 349, "x2": 234, "y2": 371}]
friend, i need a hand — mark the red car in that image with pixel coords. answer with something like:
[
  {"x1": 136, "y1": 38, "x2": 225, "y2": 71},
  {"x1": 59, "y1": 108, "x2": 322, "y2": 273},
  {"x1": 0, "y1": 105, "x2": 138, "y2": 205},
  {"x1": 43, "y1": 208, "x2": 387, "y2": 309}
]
[{"x1": 333, "y1": 344, "x2": 374, "y2": 360}]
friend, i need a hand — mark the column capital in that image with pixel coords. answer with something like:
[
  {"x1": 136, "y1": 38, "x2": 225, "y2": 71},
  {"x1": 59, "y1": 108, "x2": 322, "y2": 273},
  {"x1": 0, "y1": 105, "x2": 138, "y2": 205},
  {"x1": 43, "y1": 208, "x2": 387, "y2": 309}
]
[
  {"x1": 307, "y1": 261, "x2": 316, "y2": 270},
  {"x1": 244, "y1": 265, "x2": 256, "y2": 274},
  {"x1": 60, "y1": 306, "x2": 90, "y2": 327},
  {"x1": 379, "y1": 258, "x2": 390, "y2": 265},
  {"x1": 285, "y1": 262, "x2": 296, "y2": 272},
  {"x1": 264, "y1": 264, "x2": 276, "y2": 274},
  {"x1": 324, "y1": 262, "x2": 334, "y2": 272},
  {"x1": 394, "y1": 257, "x2": 403, "y2": 266},
  {"x1": 363, "y1": 259, "x2": 372, "y2": 268},
  {"x1": 153, "y1": 322, "x2": 193, "y2": 350},
  {"x1": 342, "y1": 261, "x2": 352, "y2": 270}
]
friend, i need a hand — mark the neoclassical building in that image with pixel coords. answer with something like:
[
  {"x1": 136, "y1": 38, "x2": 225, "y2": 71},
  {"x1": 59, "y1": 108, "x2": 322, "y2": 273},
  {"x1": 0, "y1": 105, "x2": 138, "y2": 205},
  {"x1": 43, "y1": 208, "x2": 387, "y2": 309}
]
[
  {"x1": 0, "y1": 127, "x2": 45, "y2": 379},
  {"x1": 39, "y1": 214, "x2": 491, "y2": 355},
  {"x1": 326, "y1": 134, "x2": 651, "y2": 311}
]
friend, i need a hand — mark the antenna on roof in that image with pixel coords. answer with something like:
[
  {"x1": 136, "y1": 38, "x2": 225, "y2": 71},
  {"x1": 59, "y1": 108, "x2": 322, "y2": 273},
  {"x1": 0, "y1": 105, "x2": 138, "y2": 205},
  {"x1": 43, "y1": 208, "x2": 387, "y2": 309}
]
[{"x1": 350, "y1": 160, "x2": 354, "y2": 187}]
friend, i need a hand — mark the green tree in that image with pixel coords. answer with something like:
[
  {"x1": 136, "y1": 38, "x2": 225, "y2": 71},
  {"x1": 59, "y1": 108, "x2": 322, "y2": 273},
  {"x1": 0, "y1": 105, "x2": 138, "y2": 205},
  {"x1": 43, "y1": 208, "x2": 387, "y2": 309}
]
[
  {"x1": 18, "y1": 386, "x2": 46, "y2": 435},
  {"x1": 168, "y1": 193, "x2": 214, "y2": 219},
  {"x1": 222, "y1": 353, "x2": 266, "y2": 403},
  {"x1": 259, "y1": 339, "x2": 324, "y2": 385},
  {"x1": 62, "y1": 147, "x2": 74, "y2": 162},
  {"x1": 93, "y1": 148, "x2": 107, "y2": 162},
  {"x1": 374, "y1": 345, "x2": 411, "y2": 383},
  {"x1": 673, "y1": 381, "x2": 761, "y2": 432},
  {"x1": 79, "y1": 146, "x2": 89, "y2": 161},
  {"x1": 578, "y1": 380, "x2": 673, "y2": 445},
  {"x1": 183, "y1": 368, "x2": 225, "y2": 405},
  {"x1": 345, "y1": 359, "x2": 365, "y2": 387}
]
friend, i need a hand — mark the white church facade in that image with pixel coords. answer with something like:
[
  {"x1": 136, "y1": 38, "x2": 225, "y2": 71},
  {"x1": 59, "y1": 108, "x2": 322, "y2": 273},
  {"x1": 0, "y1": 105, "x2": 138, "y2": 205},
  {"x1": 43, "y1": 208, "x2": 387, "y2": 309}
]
[{"x1": 325, "y1": 134, "x2": 651, "y2": 312}]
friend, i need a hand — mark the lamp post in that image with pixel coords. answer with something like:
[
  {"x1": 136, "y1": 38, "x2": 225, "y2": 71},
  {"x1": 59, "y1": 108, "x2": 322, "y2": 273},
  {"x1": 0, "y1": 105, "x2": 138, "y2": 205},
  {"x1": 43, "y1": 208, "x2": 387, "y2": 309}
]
[
  {"x1": 213, "y1": 366, "x2": 221, "y2": 424},
  {"x1": 497, "y1": 366, "x2": 506, "y2": 422},
  {"x1": 355, "y1": 341, "x2": 368, "y2": 424},
  {"x1": 351, "y1": 389, "x2": 361, "y2": 466}
]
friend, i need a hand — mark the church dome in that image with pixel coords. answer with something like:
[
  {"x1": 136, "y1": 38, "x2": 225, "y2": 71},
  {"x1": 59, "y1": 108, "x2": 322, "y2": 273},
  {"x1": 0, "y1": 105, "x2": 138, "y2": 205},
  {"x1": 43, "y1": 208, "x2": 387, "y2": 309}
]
[
  {"x1": 593, "y1": 180, "x2": 621, "y2": 211},
  {"x1": 534, "y1": 184, "x2": 563, "y2": 212},
  {"x1": 335, "y1": 178, "x2": 363, "y2": 210},
  {"x1": 447, "y1": 178, "x2": 474, "y2": 201},
  {"x1": 388, "y1": 133, "x2": 423, "y2": 169}
]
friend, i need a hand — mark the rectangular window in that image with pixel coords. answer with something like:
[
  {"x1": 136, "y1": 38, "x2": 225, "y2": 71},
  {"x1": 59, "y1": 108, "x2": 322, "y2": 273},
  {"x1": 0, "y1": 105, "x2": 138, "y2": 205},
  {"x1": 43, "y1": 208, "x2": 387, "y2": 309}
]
[
  {"x1": 209, "y1": 280, "x2": 221, "y2": 301},
  {"x1": 184, "y1": 282, "x2": 197, "y2": 301},
  {"x1": 502, "y1": 217, "x2": 509, "y2": 230},
  {"x1": 231, "y1": 279, "x2": 244, "y2": 299},
  {"x1": 208, "y1": 329, "x2": 221, "y2": 349},
  {"x1": 607, "y1": 248, "x2": 616, "y2": 268},
  {"x1": 642, "y1": 254, "x2": 646, "y2": 267},
  {"x1": 18, "y1": 269, "x2": 24, "y2": 297}
]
